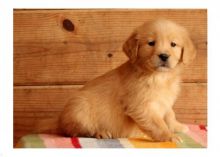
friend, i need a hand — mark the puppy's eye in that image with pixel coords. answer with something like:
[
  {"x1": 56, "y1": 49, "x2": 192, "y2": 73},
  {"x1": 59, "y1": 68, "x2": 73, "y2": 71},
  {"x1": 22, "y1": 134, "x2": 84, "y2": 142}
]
[
  {"x1": 171, "y1": 42, "x2": 176, "y2": 47},
  {"x1": 148, "y1": 41, "x2": 155, "y2": 46}
]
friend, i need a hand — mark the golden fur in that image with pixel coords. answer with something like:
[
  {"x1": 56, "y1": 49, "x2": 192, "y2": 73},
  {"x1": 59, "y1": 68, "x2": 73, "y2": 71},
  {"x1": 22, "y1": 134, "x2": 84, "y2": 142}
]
[{"x1": 37, "y1": 19, "x2": 196, "y2": 142}]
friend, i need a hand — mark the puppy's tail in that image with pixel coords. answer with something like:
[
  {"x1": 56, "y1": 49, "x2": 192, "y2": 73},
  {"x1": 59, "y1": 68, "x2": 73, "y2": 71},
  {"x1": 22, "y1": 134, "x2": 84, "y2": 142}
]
[{"x1": 34, "y1": 117, "x2": 61, "y2": 134}]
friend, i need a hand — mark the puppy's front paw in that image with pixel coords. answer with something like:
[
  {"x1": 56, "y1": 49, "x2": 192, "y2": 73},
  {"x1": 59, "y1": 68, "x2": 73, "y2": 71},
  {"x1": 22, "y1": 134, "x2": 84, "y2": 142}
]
[
  {"x1": 173, "y1": 123, "x2": 189, "y2": 133},
  {"x1": 171, "y1": 134, "x2": 183, "y2": 143}
]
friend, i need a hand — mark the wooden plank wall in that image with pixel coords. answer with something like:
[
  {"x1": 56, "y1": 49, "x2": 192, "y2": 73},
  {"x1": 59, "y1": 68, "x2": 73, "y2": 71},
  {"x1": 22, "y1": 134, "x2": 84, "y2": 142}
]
[{"x1": 14, "y1": 9, "x2": 207, "y2": 145}]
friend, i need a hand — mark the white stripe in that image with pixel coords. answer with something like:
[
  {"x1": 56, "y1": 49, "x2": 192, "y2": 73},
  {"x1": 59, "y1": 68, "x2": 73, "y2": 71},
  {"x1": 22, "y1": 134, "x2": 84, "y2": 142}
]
[
  {"x1": 78, "y1": 138, "x2": 99, "y2": 148},
  {"x1": 118, "y1": 138, "x2": 134, "y2": 148}
]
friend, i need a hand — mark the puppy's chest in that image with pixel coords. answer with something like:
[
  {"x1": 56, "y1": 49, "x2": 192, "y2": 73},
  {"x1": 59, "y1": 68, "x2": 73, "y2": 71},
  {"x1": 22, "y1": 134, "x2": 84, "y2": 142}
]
[
  {"x1": 145, "y1": 81, "x2": 178, "y2": 101},
  {"x1": 124, "y1": 77, "x2": 180, "y2": 107}
]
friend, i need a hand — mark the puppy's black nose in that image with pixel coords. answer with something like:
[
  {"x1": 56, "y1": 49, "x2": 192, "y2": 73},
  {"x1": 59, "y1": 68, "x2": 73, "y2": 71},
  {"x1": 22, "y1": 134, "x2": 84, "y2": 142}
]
[{"x1": 159, "y1": 53, "x2": 169, "y2": 62}]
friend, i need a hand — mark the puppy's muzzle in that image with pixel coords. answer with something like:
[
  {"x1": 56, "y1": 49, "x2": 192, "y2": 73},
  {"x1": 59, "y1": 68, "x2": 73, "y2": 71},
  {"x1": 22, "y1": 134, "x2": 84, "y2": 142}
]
[{"x1": 158, "y1": 53, "x2": 169, "y2": 62}]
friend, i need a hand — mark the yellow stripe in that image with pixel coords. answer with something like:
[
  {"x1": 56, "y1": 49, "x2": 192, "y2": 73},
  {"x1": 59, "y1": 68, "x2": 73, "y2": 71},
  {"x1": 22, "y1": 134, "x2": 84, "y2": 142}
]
[{"x1": 128, "y1": 138, "x2": 176, "y2": 148}]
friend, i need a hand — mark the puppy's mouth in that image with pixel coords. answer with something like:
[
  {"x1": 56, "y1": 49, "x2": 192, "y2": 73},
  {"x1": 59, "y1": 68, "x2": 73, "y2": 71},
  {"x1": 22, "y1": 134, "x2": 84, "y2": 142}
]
[
  {"x1": 156, "y1": 63, "x2": 171, "y2": 72},
  {"x1": 144, "y1": 60, "x2": 171, "y2": 72}
]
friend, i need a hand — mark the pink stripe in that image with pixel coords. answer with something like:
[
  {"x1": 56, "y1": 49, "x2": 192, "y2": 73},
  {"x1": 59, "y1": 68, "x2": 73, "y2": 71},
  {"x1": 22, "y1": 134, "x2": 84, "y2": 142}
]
[{"x1": 39, "y1": 134, "x2": 73, "y2": 148}]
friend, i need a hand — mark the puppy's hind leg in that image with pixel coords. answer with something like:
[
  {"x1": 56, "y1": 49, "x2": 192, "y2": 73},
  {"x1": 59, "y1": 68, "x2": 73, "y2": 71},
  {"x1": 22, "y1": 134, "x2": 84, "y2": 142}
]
[
  {"x1": 59, "y1": 96, "x2": 96, "y2": 137},
  {"x1": 95, "y1": 130, "x2": 113, "y2": 139}
]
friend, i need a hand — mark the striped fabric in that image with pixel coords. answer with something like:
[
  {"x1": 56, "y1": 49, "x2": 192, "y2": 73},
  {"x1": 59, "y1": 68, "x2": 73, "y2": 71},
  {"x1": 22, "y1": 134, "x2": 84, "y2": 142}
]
[{"x1": 16, "y1": 124, "x2": 207, "y2": 148}]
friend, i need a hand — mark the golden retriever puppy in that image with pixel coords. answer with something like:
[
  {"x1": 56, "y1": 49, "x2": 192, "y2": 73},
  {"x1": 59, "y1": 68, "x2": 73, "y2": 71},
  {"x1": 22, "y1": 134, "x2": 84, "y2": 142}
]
[{"x1": 38, "y1": 19, "x2": 196, "y2": 142}]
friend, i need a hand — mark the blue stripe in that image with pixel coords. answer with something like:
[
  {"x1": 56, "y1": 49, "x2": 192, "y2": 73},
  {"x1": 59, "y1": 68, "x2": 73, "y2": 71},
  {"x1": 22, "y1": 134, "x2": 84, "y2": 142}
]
[{"x1": 96, "y1": 139, "x2": 124, "y2": 148}]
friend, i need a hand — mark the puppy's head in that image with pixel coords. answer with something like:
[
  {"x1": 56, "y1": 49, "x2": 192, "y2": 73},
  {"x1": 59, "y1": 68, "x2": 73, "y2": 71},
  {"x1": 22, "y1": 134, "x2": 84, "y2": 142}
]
[{"x1": 123, "y1": 19, "x2": 196, "y2": 72}]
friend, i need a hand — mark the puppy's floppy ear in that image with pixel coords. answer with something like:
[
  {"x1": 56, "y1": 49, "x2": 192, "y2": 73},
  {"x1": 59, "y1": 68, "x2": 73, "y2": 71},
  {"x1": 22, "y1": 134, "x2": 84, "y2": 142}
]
[
  {"x1": 182, "y1": 33, "x2": 197, "y2": 65},
  {"x1": 123, "y1": 32, "x2": 139, "y2": 63}
]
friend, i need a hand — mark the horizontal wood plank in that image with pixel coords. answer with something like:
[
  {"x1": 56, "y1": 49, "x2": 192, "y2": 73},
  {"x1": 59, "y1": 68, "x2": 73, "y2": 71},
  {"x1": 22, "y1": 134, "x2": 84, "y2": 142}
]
[
  {"x1": 14, "y1": 83, "x2": 207, "y2": 144},
  {"x1": 14, "y1": 9, "x2": 207, "y2": 85}
]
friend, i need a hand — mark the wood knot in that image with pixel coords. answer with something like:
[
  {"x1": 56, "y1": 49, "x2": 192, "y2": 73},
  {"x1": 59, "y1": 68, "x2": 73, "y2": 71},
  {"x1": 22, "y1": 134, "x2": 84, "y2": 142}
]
[
  {"x1": 107, "y1": 53, "x2": 113, "y2": 58},
  {"x1": 63, "y1": 19, "x2": 75, "y2": 32}
]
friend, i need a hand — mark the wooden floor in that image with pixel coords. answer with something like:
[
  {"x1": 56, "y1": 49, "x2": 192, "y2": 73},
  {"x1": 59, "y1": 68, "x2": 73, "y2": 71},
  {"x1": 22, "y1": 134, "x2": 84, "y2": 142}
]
[{"x1": 13, "y1": 9, "x2": 207, "y2": 146}]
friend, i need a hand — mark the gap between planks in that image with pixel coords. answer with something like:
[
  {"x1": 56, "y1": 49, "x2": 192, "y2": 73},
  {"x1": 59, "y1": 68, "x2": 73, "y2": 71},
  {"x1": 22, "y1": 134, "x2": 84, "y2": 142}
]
[{"x1": 13, "y1": 82, "x2": 207, "y2": 89}]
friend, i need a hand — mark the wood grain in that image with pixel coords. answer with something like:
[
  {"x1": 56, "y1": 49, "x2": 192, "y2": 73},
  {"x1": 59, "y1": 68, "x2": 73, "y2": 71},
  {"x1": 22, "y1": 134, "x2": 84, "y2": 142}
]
[
  {"x1": 14, "y1": 83, "x2": 207, "y2": 144},
  {"x1": 14, "y1": 9, "x2": 207, "y2": 85}
]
